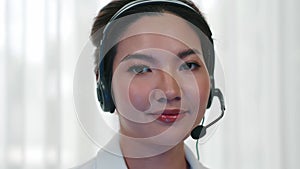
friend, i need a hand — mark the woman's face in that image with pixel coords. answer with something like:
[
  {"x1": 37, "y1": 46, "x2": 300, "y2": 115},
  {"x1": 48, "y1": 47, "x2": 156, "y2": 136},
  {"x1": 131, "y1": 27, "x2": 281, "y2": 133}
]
[{"x1": 111, "y1": 13, "x2": 210, "y2": 145}]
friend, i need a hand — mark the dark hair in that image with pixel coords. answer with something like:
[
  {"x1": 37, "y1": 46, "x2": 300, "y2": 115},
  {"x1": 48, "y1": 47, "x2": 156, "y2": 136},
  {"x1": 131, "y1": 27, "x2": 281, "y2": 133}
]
[{"x1": 91, "y1": 0, "x2": 215, "y2": 109}]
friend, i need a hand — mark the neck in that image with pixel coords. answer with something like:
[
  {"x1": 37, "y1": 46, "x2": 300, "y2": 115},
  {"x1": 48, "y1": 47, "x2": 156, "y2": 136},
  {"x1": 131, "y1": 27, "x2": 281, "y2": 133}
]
[{"x1": 119, "y1": 135, "x2": 189, "y2": 169}]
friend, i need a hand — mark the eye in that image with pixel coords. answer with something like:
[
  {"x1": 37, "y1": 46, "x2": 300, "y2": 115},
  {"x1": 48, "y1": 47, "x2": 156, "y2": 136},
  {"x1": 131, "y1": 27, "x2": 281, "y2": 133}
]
[
  {"x1": 128, "y1": 64, "x2": 152, "y2": 74},
  {"x1": 179, "y1": 62, "x2": 201, "y2": 71}
]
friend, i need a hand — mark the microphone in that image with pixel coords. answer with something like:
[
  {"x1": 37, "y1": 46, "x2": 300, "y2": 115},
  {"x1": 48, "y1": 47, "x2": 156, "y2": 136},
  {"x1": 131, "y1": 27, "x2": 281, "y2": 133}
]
[
  {"x1": 191, "y1": 125, "x2": 206, "y2": 139},
  {"x1": 191, "y1": 88, "x2": 225, "y2": 140}
]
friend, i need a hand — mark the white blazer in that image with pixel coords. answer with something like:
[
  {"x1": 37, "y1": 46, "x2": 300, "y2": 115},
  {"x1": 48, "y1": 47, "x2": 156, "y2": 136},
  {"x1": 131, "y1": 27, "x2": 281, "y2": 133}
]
[{"x1": 72, "y1": 135, "x2": 208, "y2": 169}]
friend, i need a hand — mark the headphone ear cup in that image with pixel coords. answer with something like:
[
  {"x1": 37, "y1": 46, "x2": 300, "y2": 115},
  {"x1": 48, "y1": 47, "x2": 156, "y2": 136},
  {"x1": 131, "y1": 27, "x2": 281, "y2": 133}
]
[
  {"x1": 97, "y1": 81, "x2": 116, "y2": 113},
  {"x1": 206, "y1": 89, "x2": 213, "y2": 109},
  {"x1": 96, "y1": 84, "x2": 103, "y2": 103}
]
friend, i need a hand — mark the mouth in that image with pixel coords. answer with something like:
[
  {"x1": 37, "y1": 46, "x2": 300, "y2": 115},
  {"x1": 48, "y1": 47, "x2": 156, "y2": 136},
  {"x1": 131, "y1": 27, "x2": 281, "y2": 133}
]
[{"x1": 150, "y1": 109, "x2": 187, "y2": 123}]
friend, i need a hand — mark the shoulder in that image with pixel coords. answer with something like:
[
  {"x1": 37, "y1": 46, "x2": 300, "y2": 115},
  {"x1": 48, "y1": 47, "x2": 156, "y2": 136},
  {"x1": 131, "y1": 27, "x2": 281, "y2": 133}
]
[
  {"x1": 70, "y1": 148, "x2": 127, "y2": 169},
  {"x1": 71, "y1": 135, "x2": 128, "y2": 169},
  {"x1": 70, "y1": 157, "x2": 96, "y2": 169}
]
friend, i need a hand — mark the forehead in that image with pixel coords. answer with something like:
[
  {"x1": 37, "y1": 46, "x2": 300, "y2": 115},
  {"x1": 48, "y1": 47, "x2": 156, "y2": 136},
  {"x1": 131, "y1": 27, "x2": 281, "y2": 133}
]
[
  {"x1": 113, "y1": 13, "x2": 202, "y2": 61},
  {"x1": 118, "y1": 13, "x2": 201, "y2": 47}
]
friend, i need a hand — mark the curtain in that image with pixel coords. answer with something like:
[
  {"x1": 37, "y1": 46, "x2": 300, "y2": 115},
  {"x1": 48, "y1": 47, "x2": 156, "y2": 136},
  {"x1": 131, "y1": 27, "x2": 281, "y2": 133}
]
[
  {"x1": 198, "y1": 0, "x2": 300, "y2": 168},
  {"x1": 0, "y1": 0, "x2": 299, "y2": 168}
]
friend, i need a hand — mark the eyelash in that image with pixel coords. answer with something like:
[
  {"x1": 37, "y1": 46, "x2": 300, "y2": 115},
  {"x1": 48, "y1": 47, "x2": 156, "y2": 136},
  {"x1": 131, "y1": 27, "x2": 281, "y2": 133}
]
[
  {"x1": 127, "y1": 62, "x2": 201, "y2": 75},
  {"x1": 179, "y1": 62, "x2": 201, "y2": 71},
  {"x1": 127, "y1": 64, "x2": 152, "y2": 74}
]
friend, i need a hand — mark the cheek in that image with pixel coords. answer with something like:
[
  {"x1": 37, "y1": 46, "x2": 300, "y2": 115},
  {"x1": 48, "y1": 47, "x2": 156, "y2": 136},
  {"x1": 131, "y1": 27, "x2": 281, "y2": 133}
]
[
  {"x1": 199, "y1": 77, "x2": 210, "y2": 106},
  {"x1": 128, "y1": 79, "x2": 152, "y2": 112},
  {"x1": 197, "y1": 75, "x2": 210, "y2": 117},
  {"x1": 185, "y1": 74, "x2": 210, "y2": 124},
  {"x1": 112, "y1": 75, "x2": 152, "y2": 113},
  {"x1": 182, "y1": 71, "x2": 210, "y2": 104}
]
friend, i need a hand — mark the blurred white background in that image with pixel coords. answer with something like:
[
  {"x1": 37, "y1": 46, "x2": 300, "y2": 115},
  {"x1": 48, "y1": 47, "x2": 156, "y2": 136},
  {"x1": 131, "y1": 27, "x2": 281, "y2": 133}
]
[{"x1": 1, "y1": 0, "x2": 299, "y2": 169}]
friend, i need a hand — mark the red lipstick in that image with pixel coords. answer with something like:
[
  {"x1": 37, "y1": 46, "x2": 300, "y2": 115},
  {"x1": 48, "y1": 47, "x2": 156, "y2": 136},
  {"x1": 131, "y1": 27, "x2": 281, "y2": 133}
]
[{"x1": 157, "y1": 109, "x2": 184, "y2": 123}]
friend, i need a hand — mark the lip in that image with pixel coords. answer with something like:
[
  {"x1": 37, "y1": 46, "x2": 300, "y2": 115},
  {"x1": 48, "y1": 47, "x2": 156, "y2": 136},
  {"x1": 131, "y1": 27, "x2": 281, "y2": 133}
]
[{"x1": 150, "y1": 109, "x2": 187, "y2": 123}]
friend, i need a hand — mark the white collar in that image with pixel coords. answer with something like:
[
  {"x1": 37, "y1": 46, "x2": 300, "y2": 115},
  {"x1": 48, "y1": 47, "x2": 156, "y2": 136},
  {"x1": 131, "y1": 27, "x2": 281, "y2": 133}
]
[{"x1": 94, "y1": 135, "x2": 208, "y2": 169}]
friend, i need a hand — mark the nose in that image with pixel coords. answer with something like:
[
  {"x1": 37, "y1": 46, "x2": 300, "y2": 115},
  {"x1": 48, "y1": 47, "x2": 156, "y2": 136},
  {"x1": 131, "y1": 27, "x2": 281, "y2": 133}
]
[{"x1": 156, "y1": 71, "x2": 181, "y2": 103}]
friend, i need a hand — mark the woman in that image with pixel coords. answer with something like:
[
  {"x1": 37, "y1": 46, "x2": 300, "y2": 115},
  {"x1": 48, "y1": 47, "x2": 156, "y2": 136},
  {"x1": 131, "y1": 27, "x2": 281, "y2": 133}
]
[{"x1": 74, "y1": 0, "x2": 224, "y2": 168}]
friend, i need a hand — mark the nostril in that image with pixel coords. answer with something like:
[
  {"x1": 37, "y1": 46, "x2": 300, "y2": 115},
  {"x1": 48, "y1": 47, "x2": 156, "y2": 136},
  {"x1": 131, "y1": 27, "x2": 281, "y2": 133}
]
[
  {"x1": 149, "y1": 88, "x2": 181, "y2": 103},
  {"x1": 174, "y1": 96, "x2": 181, "y2": 101}
]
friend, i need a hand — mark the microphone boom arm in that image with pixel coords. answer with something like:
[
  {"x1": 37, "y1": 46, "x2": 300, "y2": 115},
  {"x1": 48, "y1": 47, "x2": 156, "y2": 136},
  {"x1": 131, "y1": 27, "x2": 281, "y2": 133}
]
[{"x1": 205, "y1": 88, "x2": 225, "y2": 128}]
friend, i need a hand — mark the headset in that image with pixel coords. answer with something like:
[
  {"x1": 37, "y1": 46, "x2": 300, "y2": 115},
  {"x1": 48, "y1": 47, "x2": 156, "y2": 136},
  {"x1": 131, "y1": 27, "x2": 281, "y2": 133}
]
[{"x1": 96, "y1": 0, "x2": 225, "y2": 140}]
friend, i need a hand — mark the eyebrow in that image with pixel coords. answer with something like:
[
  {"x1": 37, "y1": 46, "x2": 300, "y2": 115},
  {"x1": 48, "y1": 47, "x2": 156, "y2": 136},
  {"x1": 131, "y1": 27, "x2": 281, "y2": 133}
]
[
  {"x1": 120, "y1": 53, "x2": 156, "y2": 63},
  {"x1": 177, "y1": 48, "x2": 201, "y2": 59},
  {"x1": 120, "y1": 48, "x2": 201, "y2": 63}
]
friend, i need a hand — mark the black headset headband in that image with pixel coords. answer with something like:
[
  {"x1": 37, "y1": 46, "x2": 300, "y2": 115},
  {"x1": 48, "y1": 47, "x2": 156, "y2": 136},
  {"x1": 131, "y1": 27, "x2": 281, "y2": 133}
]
[{"x1": 105, "y1": 0, "x2": 197, "y2": 27}]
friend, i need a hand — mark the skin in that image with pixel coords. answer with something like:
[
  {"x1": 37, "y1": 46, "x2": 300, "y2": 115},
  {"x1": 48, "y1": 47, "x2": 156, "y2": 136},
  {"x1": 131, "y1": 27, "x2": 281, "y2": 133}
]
[{"x1": 109, "y1": 13, "x2": 210, "y2": 169}]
